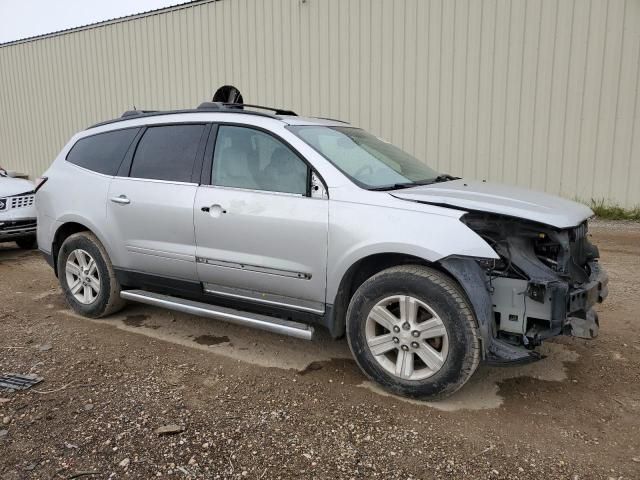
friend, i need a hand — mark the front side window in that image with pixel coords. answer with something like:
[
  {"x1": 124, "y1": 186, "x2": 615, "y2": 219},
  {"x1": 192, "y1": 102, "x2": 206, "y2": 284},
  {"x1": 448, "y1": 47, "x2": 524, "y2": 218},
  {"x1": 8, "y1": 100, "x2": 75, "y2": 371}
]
[
  {"x1": 288, "y1": 126, "x2": 440, "y2": 190},
  {"x1": 212, "y1": 126, "x2": 309, "y2": 195},
  {"x1": 67, "y1": 128, "x2": 140, "y2": 176},
  {"x1": 129, "y1": 125, "x2": 205, "y2": 182}
]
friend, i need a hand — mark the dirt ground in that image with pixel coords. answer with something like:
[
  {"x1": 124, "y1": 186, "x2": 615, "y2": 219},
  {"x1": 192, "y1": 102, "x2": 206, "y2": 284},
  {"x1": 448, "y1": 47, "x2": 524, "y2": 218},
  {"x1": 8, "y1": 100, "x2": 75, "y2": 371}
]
[{"x1": 1, "y1": 221, "x2": 639, "y2": 480}]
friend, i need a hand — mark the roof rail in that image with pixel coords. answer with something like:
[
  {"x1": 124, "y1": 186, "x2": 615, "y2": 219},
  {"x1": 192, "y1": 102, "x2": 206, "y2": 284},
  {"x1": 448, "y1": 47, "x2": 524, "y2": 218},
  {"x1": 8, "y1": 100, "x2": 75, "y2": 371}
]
[
  {"x1": 89, "y1": 100, "x2": 297, "y2": 130},
  {"x1": 221, "y1": 103, "x2": 297, "y2": 116},
  {"x1": 121, "y1": 110, "x2": 158, "y2": 118}
]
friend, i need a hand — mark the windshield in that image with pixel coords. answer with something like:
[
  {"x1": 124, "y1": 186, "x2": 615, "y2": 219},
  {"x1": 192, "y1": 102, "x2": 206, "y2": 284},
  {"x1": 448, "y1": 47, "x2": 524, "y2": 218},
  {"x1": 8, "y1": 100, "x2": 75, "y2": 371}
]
[{"x1": 288, "y1": 126, "x2": 440, "y2": 189}]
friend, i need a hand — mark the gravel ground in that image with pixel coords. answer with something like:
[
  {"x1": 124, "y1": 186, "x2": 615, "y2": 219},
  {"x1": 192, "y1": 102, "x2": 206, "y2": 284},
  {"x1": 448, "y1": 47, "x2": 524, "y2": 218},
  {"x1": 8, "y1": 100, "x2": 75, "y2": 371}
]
[{"x1": 0, "y1": 223, "x2": 639, "y2": 479}]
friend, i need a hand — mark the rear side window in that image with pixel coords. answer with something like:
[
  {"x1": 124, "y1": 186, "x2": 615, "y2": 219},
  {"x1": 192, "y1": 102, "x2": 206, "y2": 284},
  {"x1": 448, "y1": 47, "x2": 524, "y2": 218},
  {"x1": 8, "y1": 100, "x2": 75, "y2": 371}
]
[
  {"x1": 66, "y1": 128, "x2": 140, "y2": 175},
  {"x1": 129, "y1": 125, "x2": 205, "y2": 182}
]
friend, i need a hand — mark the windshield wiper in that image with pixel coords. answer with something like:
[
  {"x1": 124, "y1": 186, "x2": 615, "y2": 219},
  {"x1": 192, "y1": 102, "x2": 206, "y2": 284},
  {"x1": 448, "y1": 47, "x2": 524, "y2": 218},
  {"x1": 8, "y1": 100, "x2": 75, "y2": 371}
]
[
  {"x1": 368, "y1": 182, "x2": 416, "y2": 191},
  {"x1": 432, "y1": 174, "x2": 459, "y2": 183},
  {"x1": 369, "y1": 174, "x2": 459, "y2": 191}
]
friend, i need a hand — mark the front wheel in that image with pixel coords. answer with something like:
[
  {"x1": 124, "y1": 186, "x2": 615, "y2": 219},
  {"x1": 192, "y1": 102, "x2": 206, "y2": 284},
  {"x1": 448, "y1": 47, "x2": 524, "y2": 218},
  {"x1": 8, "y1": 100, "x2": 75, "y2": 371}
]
[
  {"x1": 57, "y1": 231, "x2": 125, "y2": 318},
  {"x1": 346, "y1": 265, "x2": 481, "y2": 399}
]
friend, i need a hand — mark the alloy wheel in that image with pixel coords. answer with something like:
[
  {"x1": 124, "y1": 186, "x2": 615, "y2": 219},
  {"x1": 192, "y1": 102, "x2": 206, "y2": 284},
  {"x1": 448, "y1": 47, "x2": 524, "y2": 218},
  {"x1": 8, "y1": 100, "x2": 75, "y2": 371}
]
[
  {"x1": 365, "y1": 295, "x2": 449, "y2": 381},
  {"x1": 65, "y1": 249, "x2": 100, "y2": 305}
]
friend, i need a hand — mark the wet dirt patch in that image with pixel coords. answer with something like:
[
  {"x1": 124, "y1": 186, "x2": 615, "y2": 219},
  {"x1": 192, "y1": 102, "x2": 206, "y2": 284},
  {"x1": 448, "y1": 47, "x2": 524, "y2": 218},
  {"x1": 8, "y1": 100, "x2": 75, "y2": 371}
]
[
  {"x1": 194, "y1": 334, "x2": 230, "y2": 346},
  {"x1": 58, "y1": 308, "x2": 352, "y2": 370},
  {"x1": 32, "y1": 288, "x2": 62, "y2": 301},
  {"x1": 297, "y1": 361, "x2": 325, "y2": 375},
  {"x1": 123, "y1": 314, "x2": 150, "y2": 327},
  {"x1": 359, "y1": 342, "x2": 579, "y2": 411}
]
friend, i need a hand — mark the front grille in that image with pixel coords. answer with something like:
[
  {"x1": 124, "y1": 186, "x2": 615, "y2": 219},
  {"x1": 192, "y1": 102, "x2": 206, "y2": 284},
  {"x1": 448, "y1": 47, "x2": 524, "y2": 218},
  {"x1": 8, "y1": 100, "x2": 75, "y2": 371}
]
[{"x1": 10, "y1": 194, "x2": 34, "y2": 209}]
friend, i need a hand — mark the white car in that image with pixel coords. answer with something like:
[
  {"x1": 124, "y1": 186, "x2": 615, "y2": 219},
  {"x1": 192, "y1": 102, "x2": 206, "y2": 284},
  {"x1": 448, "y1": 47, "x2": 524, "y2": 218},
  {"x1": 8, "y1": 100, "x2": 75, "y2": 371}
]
[{"x1": 0, "y1": 167, "x2": 37, "y2": 249}]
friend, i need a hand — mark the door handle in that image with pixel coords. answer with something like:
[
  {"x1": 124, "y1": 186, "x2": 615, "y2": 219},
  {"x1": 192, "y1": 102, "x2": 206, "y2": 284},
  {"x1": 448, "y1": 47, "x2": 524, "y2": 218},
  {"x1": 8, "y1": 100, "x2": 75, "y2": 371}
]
[
  {"x1": 110, "y1": 195, "x2": 130, "y2": 205},
  {"x1": 201, "y1": 204, "x2": 226, "y2": 216}
]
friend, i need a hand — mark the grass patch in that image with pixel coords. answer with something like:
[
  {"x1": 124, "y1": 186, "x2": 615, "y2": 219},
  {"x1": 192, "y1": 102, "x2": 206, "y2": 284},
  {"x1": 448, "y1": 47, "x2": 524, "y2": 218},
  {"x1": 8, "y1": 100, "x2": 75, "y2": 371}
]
[{"x1": 588, "y1": 199, "x2": 640, "y2": 221}]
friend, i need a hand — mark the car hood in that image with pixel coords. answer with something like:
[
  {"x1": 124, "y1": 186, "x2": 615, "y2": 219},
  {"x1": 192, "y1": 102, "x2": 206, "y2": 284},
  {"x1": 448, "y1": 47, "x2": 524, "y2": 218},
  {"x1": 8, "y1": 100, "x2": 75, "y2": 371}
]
[
  {"x1": 0, "y1": 177, "x2": 35, "y2": 197},
  {"x1": 390, "y1": 179, "x2": 593, "y2": 228}
]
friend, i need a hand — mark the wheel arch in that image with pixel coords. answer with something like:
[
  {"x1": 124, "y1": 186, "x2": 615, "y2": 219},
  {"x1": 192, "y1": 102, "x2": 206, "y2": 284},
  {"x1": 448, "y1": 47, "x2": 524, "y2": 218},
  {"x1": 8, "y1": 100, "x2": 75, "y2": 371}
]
[
  {"x1": 326, "y1": 251, "x2": 457, "y2": 339},
  {"x1": 51, "y1": 218, "x2": 112, "y2": 277}
]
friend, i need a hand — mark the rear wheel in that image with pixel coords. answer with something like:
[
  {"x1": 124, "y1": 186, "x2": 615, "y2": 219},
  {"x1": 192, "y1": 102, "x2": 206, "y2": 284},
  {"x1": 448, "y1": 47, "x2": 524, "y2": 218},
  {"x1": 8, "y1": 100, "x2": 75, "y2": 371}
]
[
  {"x1": 346, "y1": 265, "x2": 481, "y2": 399},
  {"x1": 57, "y1": 232, "x2": 125, "y2": 318}
]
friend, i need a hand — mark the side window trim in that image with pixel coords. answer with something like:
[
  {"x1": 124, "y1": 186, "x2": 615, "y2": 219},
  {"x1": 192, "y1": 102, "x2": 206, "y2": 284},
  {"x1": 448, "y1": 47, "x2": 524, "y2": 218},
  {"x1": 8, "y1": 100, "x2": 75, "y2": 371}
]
[
  {"x1": 116, "y1": 127, "x2": 146, "y2": 177},
  {"x1": 200, "y1": 124, "x2": 219, "y2": 186},
  {"x1": 205, "y1": 122, "x2": 328, "y2": 198},
  {"x1": 121, "y1": 122, "x2": 210, "y2": 183}
]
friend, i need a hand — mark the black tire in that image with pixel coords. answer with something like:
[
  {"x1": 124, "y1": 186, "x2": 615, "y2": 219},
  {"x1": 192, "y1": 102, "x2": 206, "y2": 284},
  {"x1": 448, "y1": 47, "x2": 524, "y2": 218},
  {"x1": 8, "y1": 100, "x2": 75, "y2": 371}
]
[
  {"x1": 16, "y1": 236, "x2": 37, "y2": 249},
  {"x1": 346, "y1": 265, "x2": 481, "y2": 400},
  {"x1": 56, "y1": 231, "x2": 125, "y2": 318}
]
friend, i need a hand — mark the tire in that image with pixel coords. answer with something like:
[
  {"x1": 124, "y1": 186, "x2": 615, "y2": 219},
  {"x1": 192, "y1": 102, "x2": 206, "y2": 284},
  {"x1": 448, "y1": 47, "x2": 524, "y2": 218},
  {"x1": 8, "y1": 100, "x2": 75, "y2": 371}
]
[
  {"x1": 16, "y1": 236, "x2": 37, "y2": 249},
  {"x1": 346, "y1": 265, "x2": 481, "y2": 400},
  {"x1": 56, "y1": 231, "x2": 125, "y2": 318}
]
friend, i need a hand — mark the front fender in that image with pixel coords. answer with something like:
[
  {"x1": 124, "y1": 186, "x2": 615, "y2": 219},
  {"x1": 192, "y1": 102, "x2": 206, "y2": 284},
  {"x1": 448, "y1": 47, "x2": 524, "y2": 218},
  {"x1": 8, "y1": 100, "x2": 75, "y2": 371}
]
[{"x1": 326, "y1": 201, "x2": 498, "y2": 303}]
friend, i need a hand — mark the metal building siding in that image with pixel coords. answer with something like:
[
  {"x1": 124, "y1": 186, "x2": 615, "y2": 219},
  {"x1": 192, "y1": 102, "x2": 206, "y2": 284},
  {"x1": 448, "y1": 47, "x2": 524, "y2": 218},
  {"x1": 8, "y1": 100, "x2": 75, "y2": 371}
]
[{"x1": 0, "y1": 0, "x2": 638, "y2": 207}]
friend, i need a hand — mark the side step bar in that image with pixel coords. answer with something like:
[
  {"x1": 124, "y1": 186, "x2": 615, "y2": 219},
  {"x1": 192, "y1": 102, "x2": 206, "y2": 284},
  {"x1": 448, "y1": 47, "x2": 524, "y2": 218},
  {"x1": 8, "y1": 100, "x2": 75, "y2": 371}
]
[{"x1": 120, "y1": 290, "x2": 314, "y2": 340}]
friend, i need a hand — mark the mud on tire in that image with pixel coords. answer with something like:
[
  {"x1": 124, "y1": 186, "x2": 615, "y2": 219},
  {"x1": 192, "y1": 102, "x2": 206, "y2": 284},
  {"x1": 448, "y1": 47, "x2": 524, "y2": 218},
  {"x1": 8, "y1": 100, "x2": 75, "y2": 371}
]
[
  {"x1": 56, "y1": 231, "x2": 125, "y2": 318},
  {"x1": 346, "y1": 265, "x2": 481, "y2": 400}
]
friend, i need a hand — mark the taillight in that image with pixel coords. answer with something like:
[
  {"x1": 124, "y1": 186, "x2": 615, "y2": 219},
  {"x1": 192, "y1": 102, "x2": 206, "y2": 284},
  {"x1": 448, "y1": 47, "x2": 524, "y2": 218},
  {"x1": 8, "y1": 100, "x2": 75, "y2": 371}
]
[{"x1": 34, "y1": 176, "x2": 48, "y2": 193}]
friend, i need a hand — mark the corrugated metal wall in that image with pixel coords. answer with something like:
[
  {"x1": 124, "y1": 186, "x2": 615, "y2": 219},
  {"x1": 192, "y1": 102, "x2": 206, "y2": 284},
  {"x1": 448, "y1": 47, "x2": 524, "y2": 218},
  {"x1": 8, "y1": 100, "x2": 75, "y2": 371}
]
[{"x1": 1, "y1": 0, "x2": 639, "y2": 207}]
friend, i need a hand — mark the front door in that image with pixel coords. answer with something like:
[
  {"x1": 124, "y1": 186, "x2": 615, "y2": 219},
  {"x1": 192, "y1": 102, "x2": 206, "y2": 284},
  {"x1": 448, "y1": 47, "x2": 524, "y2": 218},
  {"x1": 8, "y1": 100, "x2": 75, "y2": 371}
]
[{"x1": 194, "y1": 125, "x2": 329, "y2": 313}]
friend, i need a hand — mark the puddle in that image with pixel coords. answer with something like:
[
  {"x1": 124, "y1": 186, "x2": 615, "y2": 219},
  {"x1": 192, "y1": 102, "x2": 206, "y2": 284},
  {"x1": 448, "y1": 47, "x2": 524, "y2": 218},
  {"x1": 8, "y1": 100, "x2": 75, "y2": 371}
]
[
  {"x1": 58, "y1": 307, "x2": 351, "y2": 370},
  {"x1": 359, "y1": 342, "x2": 579, "y2": 411},
  {"x1": 123, "y1": 314, "x2": 149, "y2": 327},
  {"x1": 194, "y1": 334, "x2": 230, "y2": 346},
  {"x1": 297, "y1": 361, "x2": 325, "y2": 375}
]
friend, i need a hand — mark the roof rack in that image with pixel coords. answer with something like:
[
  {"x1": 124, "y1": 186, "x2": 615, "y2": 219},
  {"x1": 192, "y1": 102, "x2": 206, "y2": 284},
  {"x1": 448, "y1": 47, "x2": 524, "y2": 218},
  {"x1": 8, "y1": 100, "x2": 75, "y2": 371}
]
[
  {"x1": 221, "y1": 103, "x2": 297, "y2": 116},
  {"x1": 89, "y1": 101, "x2": 297, "y2": 130},
  {"x1": 196, "y1": 101, "x2": 297, "y2": 116}
]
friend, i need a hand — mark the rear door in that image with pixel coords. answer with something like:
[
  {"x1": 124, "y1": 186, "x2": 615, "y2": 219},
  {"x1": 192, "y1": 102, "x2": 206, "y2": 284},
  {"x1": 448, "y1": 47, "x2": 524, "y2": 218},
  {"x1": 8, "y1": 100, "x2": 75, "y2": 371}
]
[
  {"x1": 106, "y1": 123, "x2": 210, "y2": 280},
  {"x1": 193, "y1": 124, "x2": 329, "y2": 313}
]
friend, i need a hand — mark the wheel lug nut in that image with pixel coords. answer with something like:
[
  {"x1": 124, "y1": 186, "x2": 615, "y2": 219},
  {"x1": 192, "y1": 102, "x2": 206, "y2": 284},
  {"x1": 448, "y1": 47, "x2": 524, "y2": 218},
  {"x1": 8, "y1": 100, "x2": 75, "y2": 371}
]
[
  {"x1": 411, "y1": 342, "x2": 419, "y2": 348},
  {"x1": 401, "y1": 345, "x2": 409, "y2": 351},
  {"x1": 393, "y1": 337, "x2": 400, "y2": 344},
  {"x1": 402, "y1": 322, "x2": 410, "y2": 330},
  {"x1": 411, "y1": 330, "x2": 420, "y2": 337},
  {"x1": 393, "y1": 326, "x2": 400, "y2": 333}
]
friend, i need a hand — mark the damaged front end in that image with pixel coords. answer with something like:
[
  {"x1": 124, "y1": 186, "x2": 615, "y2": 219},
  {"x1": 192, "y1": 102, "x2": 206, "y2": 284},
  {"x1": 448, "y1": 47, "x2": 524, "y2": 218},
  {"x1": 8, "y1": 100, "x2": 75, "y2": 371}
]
[{"x1": 451, "y1": 212, "x2": 608, "y2": 364}]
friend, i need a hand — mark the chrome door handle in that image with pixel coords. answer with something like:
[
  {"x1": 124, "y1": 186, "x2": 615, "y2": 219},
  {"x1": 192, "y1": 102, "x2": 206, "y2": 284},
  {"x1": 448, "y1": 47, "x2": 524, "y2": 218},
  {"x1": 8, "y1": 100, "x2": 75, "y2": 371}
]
[{"x1": 110, "y1": 195, "x2": 130, "y2": 205}]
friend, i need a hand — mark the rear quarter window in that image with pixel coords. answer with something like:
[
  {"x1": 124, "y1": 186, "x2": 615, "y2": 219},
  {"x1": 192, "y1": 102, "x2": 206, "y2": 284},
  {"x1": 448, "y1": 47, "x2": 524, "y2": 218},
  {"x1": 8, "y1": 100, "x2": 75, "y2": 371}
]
[{"x1": 66, "y1": 128, "x2": 140, "y2": 175}]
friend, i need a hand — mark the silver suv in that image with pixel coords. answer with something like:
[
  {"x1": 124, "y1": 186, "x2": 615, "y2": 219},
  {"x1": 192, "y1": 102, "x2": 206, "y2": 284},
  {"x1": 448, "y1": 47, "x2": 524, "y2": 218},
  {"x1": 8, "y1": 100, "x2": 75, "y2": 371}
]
[{"x1": 36, "y1": 101, "x2": 608, "y2": 399}]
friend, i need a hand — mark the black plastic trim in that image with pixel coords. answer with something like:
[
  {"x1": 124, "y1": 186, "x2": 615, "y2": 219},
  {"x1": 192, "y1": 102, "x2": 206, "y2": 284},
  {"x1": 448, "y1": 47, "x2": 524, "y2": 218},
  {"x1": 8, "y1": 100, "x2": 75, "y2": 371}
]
[{"x1": 114, "y1": 268, "x2": 331, "y2": 329}]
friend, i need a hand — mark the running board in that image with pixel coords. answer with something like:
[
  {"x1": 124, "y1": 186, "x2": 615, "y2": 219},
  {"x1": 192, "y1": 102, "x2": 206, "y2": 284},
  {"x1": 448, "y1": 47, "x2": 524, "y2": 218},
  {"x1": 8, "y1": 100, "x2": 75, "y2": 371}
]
[{"x1": 120, "y1": 290, "x2": 314, "y2": 340}]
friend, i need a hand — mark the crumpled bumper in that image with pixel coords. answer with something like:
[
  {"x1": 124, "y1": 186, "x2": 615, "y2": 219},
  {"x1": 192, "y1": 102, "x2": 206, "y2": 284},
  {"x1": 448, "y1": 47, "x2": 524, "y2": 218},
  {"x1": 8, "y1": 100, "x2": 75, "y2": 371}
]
[{"x1": 564, "y1": 262, "x2": 608, "y2": 339}]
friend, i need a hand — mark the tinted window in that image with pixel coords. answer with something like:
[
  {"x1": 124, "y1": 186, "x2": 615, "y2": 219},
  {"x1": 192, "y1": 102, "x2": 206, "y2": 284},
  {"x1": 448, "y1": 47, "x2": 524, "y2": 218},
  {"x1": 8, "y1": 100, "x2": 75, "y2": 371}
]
[
  {"x1": 212, "y1": 126, "x2": 309, "y2": 195},
  {"x1": 66, "y1": 128, "x2": 139, "y2": 175},
  {"x1": 130, "y1": 125, "x2": 205, "y2": 182}
]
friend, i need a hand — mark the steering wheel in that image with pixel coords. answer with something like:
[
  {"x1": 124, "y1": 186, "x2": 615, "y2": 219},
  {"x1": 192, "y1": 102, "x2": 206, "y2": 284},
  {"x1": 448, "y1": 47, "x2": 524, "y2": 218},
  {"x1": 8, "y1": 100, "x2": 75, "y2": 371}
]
[{"x1": 353, "y1": 165, "x2": 374, "y2": 178}]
